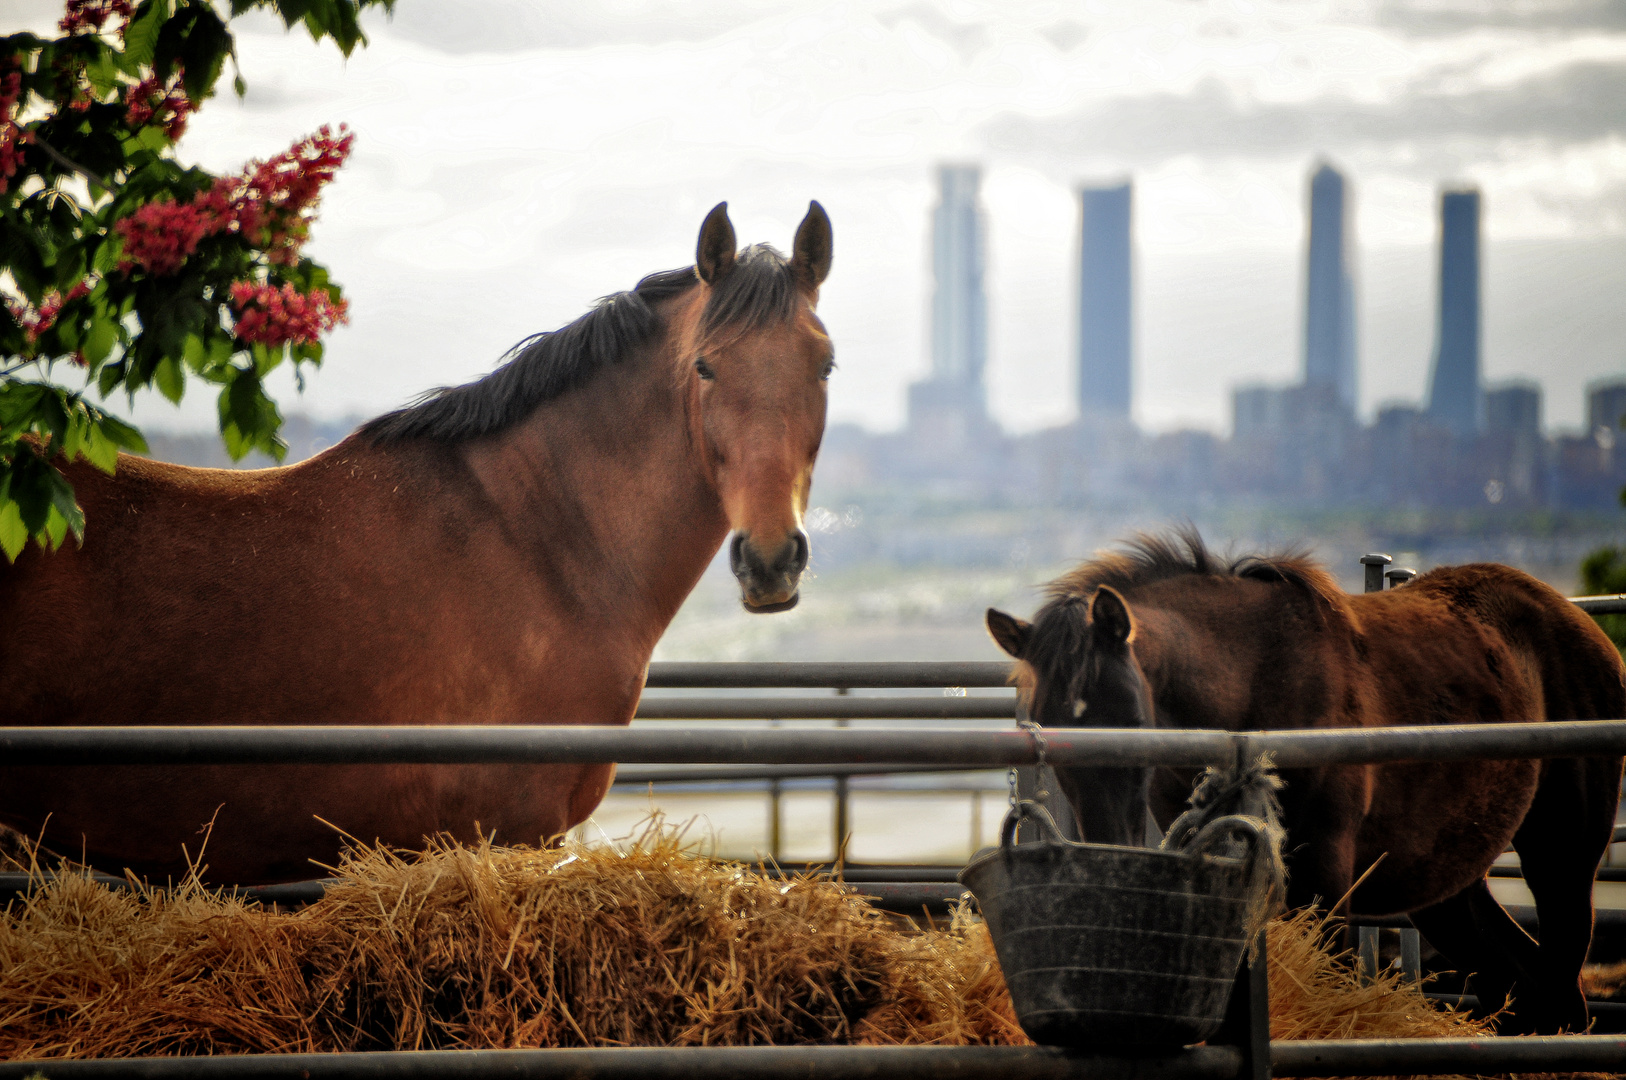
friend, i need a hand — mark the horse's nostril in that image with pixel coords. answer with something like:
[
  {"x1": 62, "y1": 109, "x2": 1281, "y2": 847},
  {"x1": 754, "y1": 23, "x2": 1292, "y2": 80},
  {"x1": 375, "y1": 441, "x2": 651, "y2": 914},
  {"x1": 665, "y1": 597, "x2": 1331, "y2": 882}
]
[
  {"x1": 728, "y1": 533, "x2": 747, "y2": 578},
  {"x1": 788, "y1": 529, "x2": 810, "y2": 575}
]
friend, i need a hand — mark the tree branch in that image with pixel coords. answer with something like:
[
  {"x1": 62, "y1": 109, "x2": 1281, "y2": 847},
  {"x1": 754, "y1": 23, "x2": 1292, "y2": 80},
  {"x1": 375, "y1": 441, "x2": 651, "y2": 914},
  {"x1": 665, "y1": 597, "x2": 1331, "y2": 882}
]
[{"x1": 27, "y1": 132, "x2": 112, "y2": 193}]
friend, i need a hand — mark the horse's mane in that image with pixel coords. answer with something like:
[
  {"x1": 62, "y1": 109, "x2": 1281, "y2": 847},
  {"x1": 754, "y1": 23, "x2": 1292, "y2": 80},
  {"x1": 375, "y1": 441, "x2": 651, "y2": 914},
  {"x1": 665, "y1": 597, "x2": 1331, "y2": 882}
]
[
  {"x1": 359, "y1": 244, "x2": 803, "y2": 444},
  {"x1": 1046, "y1": 526, "x2": 1346, "y2": 611}
]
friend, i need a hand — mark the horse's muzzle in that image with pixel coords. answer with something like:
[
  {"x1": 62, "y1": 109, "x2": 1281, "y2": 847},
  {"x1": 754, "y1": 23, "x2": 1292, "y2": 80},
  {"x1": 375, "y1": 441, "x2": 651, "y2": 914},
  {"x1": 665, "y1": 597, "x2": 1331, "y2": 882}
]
[{"x1": 730, "y1": 529, "x2": 809, "y2": 614}]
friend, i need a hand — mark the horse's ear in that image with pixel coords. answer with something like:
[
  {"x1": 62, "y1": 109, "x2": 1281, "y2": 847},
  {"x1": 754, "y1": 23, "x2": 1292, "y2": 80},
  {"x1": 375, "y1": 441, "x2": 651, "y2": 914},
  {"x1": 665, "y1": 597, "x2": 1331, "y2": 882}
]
[
  {"x1": 1090, "y1": 586, "x2": 1135, "y2": 645},
  {"x1": 986, "y1": 608, "x2": 1032, "y2": 659},
  {"x1": 791, "y1": 200, "x2": 832, "y2": 291},
  {"x1": 696, "y1": 202, "x2": 737, "y2": 284}
]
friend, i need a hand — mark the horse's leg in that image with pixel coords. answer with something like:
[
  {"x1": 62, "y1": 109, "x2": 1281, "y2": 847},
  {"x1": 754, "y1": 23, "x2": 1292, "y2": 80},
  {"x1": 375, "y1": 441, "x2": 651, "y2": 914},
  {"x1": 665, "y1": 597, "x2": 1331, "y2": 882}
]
[
  {"x1": 1508, "y1": 756, "x2": 1621, "y2": 1034},
  {"x1": 1279, "y1": 777, "x2": 1361, "y2": 914},
  {"x1": 1408, "y1": 882, "x2": 1534, "y2": 1024}
]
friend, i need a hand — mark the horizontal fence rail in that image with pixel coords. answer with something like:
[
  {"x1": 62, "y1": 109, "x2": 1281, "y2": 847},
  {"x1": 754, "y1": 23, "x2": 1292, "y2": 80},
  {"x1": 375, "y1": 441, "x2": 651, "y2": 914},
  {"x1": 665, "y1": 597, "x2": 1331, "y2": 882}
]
[
  {"x1": 6, "y1": 720, "x2": 1624, "y2": 768},
  {"x1": 4, "y1": 1037, "x2": 1626, "y2": 1079},
  {"x1": 632, "y1": 696, "x2": 1015, "y2": 720},
  {"x1": 612, "y1": 762, "x2": 996, "y2": 784},
  {"x1": 645, "y1": 662, "x2": 1015, "y2": 689},
  {"x1": 1572, "y1": 593, "x2": 1626, "y2": 615}
]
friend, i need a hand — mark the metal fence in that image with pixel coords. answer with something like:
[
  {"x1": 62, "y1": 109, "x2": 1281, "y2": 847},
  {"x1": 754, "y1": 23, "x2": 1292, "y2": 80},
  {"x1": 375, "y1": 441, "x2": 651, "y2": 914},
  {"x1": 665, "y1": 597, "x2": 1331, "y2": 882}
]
[
  {"x1": 5, "y1": 717, "x2": 1626, "y2": 1076},
  {"x1": 8, "y1": 578, "x2": 1626, "y2": 1077}
]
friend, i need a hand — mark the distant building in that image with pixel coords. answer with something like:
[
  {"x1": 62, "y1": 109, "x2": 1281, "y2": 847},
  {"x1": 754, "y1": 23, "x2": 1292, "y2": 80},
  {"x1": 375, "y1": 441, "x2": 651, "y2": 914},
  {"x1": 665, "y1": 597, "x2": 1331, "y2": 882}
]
[
  {"x1": 1077, "y1": 181, "x2": 1133, "y2": 421},
  {"x1": 1484, "y1": 381, "x2": 1544, "y2": 503},
  {"x1": 910, "y1": 165, "x2": 989, "y2": 431},
  {"x1": 1587, "y1": 379, "x2": 1626, "y2": 440},
  {"x1": 1302, "y1": 163, "x2": 1357, "y2": 415},
  {"x1": 1425, "y1": 187, "x2": 1484, "y2": 438},
  {"x1": 1485, "y1": 382, "x2": 1542, "y2": 438}
]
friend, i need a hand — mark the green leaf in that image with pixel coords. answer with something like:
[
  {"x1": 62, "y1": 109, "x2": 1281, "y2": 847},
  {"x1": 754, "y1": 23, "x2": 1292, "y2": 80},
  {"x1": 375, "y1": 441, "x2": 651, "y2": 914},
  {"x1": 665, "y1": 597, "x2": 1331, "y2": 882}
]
[
  {"x1": 45, "y1": 462, "x2": 85, "y2": 544},
  {"x1": 124, "y1": 0, "x2": 171, "y2": 68},
  {"x1": 134, "y1": 124, "x2": 171, "y2": 152},
  {"x1": 44, "y1": 505, "x2": 69, "y2": 550},
  {"x1": 85, "y1": 46, "x2": 122, "y2": 96},
  {"x1": 7, "y1": 450, "x2": 55, "y2": 535},
  {"x1": 81, "y1": 422, "x2": 119, "y2": 473},
  {"x1": 178, "y1": 6, "x2": 232, "y2": 101},
  {"x1": 155, "y1": 355, "x2": 186, "y2": 403},
  {"x1": 97, "y1": 413, "x2": 149, "y2": 454},
  {"x1": 98, "y1": 361, "x2": 124, "y2": 398},
  {"x1": 82, "y1": 315, "x2": 119, "y2": 367},
  {"x1": 0, "y1": 498, "x2": 25, "y2": 563},
  {"x1": 275, "y1": 0, "x2": 313, "y2": 27}
]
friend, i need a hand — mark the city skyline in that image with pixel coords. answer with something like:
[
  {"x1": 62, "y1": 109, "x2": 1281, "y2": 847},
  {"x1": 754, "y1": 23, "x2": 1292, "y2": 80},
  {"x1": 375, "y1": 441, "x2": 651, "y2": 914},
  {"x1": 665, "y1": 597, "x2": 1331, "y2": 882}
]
[{"x1": 919, "y1": 158, "x2": 1538, "y2": 448}]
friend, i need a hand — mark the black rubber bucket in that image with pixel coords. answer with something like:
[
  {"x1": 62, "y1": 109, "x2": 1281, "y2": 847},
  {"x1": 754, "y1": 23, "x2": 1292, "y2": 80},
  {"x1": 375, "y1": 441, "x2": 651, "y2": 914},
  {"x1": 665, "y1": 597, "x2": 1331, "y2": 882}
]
[{"x1": 958, "y1": 801, "x2": 1263, "y2": 1049}]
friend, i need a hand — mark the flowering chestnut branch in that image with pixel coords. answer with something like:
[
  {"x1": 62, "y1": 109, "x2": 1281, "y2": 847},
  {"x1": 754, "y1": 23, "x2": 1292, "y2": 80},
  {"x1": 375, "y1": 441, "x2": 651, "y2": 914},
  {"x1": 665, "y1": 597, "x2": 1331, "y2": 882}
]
[{"x1": 0, "y1": 0, "x2": 391, "y2": 561}]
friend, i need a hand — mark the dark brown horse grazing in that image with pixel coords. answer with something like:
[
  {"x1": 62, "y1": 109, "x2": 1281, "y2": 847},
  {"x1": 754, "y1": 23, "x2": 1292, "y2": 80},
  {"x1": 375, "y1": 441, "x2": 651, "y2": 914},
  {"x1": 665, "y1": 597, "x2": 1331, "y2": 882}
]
[
  {"x1": 0, "y1": 202, "x2": 835, "y2": 884},
  {"x1": 986, "y1": 530, "x2": 1624, "y2": 1034}
]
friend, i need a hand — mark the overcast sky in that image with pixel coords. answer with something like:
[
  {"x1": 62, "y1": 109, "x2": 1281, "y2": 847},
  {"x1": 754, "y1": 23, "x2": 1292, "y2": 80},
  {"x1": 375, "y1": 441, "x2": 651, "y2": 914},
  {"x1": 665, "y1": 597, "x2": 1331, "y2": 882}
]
[{"x1": 14, "y1": 0, "x2": 1626, "y2": 434}]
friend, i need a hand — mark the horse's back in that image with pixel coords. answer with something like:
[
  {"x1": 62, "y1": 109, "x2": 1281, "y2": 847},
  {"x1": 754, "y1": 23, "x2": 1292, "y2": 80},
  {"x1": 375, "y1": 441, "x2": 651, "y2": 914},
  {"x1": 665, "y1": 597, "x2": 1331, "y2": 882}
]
[{"x1": 1397, "y1": 563, "x2": 1625, "y2": 722}]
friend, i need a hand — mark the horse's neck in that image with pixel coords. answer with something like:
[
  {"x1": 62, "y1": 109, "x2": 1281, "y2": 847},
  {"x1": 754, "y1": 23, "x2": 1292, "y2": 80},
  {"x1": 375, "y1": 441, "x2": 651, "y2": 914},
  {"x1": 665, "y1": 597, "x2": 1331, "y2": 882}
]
[
  {"x1": 460, "y1": 348, "x2": 726, "y2": 652},
  {"x1": 1136, "y1": 602, "x2": 1272, "y2": 731}
]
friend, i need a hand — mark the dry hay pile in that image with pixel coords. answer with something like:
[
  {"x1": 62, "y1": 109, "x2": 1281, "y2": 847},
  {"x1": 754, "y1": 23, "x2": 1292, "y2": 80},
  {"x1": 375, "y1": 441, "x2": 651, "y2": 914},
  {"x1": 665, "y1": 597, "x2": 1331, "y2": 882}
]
[
  {"x1": 0, "y1": 818, "x2": 1583, "y2": 1074},
  {"x1": 1265, "y1": 908, "x2": 1488, "y2": 1044},
  {"x1": 0, "y1": 820, "x2": 1021, "y2": 1058}
]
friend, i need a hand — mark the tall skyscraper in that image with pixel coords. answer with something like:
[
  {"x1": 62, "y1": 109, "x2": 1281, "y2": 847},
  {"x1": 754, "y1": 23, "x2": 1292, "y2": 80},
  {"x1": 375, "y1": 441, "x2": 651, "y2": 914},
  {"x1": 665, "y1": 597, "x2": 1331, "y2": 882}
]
[
  {"x1": 1302, "y1": 163, "x2": 1357, "y2": 414},
  {"x1": 929, "y1": 164, "x2": 987, "y2": 402},
  {"x1": 1425, "y1": 187, "x2": 1484, "y2": 438},
  {"x1": 909, "y1": 165, "x2": 990, "y2": 435},
  {"x1": 1077, "y1": 181, "x2": 1133, "y2": 420}
]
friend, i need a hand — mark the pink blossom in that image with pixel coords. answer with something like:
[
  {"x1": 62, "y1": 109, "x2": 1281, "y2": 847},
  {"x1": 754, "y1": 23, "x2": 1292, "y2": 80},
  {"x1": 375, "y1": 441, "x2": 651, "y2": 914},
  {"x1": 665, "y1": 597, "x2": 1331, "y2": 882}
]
[
  {"x1": 7, "y1": 281, "x2": 93, "y2": 356},
  {"x1": 112, "y1": 126, "x2": 354, "y2": 276},
  {"x1": 59, "y1": 0, "x2": 132, "y2": 35},
  {"x1": 229, "y1": 281, "x2": 348, "y2": 346},
  {"x1": 115, "y1": 198, "x2": 222, "y2": 276},
  {"x1": 124, "y1": 68, "x2": 193, "y2": 141},
  {"x1": 0, "y1": 64, "x2": 25, "y2": 196}
]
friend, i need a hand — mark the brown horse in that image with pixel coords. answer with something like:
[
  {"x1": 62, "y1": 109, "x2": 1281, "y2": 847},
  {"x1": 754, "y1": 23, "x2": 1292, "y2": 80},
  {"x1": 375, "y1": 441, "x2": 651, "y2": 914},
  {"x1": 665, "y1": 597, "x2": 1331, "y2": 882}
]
[
  {"x1": 0, "y1": 202, "x2": 835, "y2": 884},
  {"x1": 986, "y1": 529, "x2": 1624, "y2": 1034}
]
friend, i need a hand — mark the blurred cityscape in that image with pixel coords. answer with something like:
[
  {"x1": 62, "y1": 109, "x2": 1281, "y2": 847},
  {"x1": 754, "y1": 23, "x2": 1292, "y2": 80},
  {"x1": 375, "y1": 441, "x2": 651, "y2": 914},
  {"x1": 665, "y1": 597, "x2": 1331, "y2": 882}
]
[
  {"x1": 142, "y1": 159, "x2": 1626, "y2": 662},
  {"x1": 822, "y1": 162, "x2": 1626, "y2": 517}
]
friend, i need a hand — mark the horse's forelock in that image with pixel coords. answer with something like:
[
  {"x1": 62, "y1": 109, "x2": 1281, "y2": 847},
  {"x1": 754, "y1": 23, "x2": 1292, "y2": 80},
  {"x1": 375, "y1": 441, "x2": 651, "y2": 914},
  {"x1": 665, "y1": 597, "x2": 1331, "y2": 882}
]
[
  {"x1": 697, "y1": 244, "x2": 803, "y2": 342},
  {"x1": 1016, "y1": 594, "x2": 1092, "y2": 707}
]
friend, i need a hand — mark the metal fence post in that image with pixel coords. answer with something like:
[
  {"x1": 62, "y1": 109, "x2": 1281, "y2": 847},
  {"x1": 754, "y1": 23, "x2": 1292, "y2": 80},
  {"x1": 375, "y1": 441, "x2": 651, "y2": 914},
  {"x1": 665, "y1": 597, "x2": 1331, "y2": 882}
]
[
  {"x1": 1358, "y1": 926, "x2": 1381, "y2": 984},
  {"x1": 834, "y1": 688, "x2": 850, "y2": 863},
  {"x1": 1386, "y1": 568, "x2": 1417, "y2": 588},
  {"x1": 1359, "y1": 553, "x2": 1392, "y2": 594},
  {"x1": 1399, "y1": 927, "x2": 1422, "y2": 984},
  {"x1": 768, "y1": 720, "x2": 783, "y2": 862},
  {"x1": 1215, "y1": 930, "x2": 1271, "y2": 1080}
]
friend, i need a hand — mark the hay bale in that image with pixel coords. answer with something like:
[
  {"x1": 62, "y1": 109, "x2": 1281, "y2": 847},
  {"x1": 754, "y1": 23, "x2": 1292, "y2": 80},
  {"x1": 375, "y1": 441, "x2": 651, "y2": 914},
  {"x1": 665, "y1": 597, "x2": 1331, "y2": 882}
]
[
  {"x1": 0, "y1": 819, "x2": 1022, "y2": 1058},
  {"x1": 0, "y1": 816, "x2": 1574, "y2": 1074}
]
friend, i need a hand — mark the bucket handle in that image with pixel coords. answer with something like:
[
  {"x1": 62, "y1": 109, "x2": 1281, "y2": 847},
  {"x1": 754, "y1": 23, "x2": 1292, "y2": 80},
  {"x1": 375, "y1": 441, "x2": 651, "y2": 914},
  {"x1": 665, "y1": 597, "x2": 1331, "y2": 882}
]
[
  {"x1": 999, "y1": 799, "x2": 1086, "y2": 850},
  {"x1": 1182, "y1": 813, "x2": 1265, "y2": 861}
]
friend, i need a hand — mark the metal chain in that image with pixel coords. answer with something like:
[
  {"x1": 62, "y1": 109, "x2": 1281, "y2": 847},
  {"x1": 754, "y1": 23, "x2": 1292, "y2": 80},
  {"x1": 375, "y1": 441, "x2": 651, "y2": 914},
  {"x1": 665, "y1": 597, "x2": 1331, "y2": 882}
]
[{"x1": 1008, "y1": 718, "x2": 1050, "y2": 807}]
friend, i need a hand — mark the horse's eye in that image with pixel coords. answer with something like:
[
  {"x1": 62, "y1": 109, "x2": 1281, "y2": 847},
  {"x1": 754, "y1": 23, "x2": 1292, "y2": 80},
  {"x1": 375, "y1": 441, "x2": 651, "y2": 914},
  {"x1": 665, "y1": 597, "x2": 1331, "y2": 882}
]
[
  {"x1": 1072, "y1": 699, "x2": 1087, "y2": 718},
  {"x1": 695, "y1": 357, "x2": 715, "y2": 381},
  {"x1": 820, "y1": 358, "x2": 836, "y2": 380}
]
